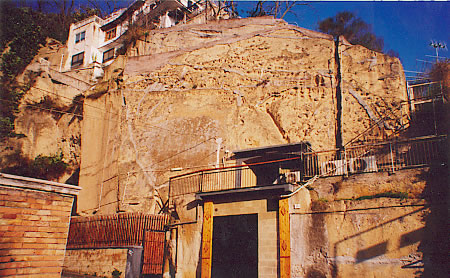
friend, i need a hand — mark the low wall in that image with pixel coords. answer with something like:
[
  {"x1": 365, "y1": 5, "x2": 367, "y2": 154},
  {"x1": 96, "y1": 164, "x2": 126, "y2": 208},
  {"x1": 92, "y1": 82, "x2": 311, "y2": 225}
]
[
  {"x1": 64, "y1": 249, "x2": 126, "y2": 277},
  {"x1": 63, "y1": 247, "x2": 143, "y2": 278},
  {"x1": 0, "y1": 173, "x2": 80, "y2": 278}
]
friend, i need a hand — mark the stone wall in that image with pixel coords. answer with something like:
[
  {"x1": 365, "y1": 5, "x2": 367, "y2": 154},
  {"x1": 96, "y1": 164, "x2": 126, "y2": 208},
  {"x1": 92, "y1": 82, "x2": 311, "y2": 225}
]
[
  {"x1": 168, "y1": 165, "x2": 447, "y2": 278},
  {"x1": 0, "y1": 173, "x2": 80, "y2": 278}
]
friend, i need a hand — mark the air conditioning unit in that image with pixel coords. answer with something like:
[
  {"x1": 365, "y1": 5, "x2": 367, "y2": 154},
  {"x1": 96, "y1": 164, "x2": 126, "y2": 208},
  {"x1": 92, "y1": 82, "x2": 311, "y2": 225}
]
[
  {"x1": 321, "y1": 160, "x2": 347, "y2": 176},
  {"x1": 349, "y1": 156, "x2": 378, "y2": 173},
  {"x1": 285, "y1": 171, "x2": 301, "y2": 183}
]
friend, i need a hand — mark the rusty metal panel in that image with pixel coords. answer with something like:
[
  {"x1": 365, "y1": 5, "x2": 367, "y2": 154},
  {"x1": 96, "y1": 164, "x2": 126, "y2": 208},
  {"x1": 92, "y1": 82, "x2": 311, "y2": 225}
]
[{"x1": 142, "y1": 230, "x2": 166, "y2": 275}]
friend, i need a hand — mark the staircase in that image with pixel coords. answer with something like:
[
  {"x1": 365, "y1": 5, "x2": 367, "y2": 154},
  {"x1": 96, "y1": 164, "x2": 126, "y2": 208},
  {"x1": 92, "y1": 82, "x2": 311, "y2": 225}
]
[{"x1": 345, "y1": 81, "x2": 444, "y2": 147}]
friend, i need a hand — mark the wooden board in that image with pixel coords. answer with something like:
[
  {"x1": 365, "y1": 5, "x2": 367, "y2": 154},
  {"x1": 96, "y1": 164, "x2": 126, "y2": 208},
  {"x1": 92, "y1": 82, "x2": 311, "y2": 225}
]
[
  {"x1": 201, "y1": 201, "x2": 214, "y2": 278},
  {"x1": 279, "y1": 198, "x2": 291, "y2": 278}
]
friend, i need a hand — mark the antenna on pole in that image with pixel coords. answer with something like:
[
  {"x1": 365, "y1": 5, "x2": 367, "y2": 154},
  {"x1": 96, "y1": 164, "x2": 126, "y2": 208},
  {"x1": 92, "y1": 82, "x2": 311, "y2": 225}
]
[{"x1": 429, "y1": 40, "x2": 447, "y2": 62}]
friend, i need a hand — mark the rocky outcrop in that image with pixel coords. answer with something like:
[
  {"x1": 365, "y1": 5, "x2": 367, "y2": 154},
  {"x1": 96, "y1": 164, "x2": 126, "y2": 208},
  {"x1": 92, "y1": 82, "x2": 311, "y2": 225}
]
[
  {"x1": 0, "y1": 40, "x2": 87, "y2": 183},
  {"x1": 75, "y1": 17, "x2": 406, "y2": 214}
]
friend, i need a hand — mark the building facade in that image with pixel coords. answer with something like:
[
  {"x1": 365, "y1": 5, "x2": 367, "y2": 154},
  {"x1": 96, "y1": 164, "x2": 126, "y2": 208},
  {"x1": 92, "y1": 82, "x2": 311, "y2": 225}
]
[{"x1": 64, "y1": 0, "x2": 199, "y2": 74}]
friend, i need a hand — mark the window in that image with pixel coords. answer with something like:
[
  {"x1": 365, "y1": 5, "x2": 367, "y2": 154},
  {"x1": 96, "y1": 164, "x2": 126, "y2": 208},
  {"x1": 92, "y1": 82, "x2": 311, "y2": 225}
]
[
  {"x1": 103, "y1": 48, "x2": 115, "y2": 63},
  {"x1": 105, "y1": 28, "x2": 116, "y2": 41},
  {"x1": 71, "y1": 52, "x2": 84, "y2": 67},
  {"x1": 75, "y1": 31, "x2": 85, "y2": 43}
]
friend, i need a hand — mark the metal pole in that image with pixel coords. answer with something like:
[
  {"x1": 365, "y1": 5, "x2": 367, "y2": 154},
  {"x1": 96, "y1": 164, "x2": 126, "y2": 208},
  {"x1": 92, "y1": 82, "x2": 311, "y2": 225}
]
[
  {"x1": 343, "y1": 148, "x2": 348, "y2": 177},
  {"x1": 199, "y1": 172, "x2": 204, "y2": 193},
  {"x1": 432, "y1": 96, "x2": 437, "y2": 135},
  {"x1": 390, "y1": 142, "x2": 395, "y2": 173},
  {"x1": 59, "y1": 54, "x2": 64, "y2": 72}
]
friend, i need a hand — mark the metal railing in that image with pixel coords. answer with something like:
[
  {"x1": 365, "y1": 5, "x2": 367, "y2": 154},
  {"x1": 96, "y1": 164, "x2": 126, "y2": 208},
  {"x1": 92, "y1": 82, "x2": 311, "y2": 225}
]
[
  {"x1": 169, "y1": 157, "x2": 302, "y2": 197},
  {"x1": 169, "y1": 135, "x2": 447, "y2": 197},
  {"x1": 67, "y1": 213, "x2": 170, "y2": 249},
  {"x1": 304, "y1": 135, "x2": 446, "y2": 178},
  {"x1": 408, "y1": 81, "x2": 442, "y2": 101},
  {"x1": 72, "y1": 15, "x2": 103, "y2": 29}
]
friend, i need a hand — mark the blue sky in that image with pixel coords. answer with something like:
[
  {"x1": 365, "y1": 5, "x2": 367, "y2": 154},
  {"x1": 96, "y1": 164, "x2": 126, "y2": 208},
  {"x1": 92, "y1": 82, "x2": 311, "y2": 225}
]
[{"x1": 235, "y1": 1, "x2": 449, "y2": 74}]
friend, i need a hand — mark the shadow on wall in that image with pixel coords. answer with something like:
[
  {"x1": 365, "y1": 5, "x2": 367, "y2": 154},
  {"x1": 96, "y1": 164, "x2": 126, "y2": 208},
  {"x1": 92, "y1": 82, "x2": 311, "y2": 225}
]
[
  {"x1": 415, "y1": 159, "x2": 449, "y2": 278},
  {"x1": 330, "y1": 205, "x2": 428, "y2": 278},
  {"x1": 326, "y1": 160, "x2": 448, "y2": 278},
  {"x1": 355, "y1": 241, "x2": 388, "y2": 263},
  {"x1": 411, "y1": 83, "x2": 449, "y2": 276},
  {"x1": 405, "y1": 98, "x2": 446, "y2": 138}
]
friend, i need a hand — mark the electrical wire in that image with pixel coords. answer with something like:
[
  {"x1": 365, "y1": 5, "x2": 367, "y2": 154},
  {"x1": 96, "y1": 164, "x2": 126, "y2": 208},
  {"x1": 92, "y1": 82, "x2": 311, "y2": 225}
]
[
  {"x1": 10, "y1": 81, "x2": 212, "y2": 136},
  {"x1": 0, "y1": 96, "x2": 211, "y2": 137}
]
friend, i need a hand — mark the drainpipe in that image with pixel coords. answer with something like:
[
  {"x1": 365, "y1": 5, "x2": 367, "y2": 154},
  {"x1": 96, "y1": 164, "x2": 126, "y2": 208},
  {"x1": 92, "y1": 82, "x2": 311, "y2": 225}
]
[
  {"x1": 59, "y1": 54, "x2": 64, "y2": 72},
  {"x1": 216, "y1": 137, "x2": 223, "y2": 168},
  {"x1": 334, "y1": 36, "x2": 343, "y2": 159}
]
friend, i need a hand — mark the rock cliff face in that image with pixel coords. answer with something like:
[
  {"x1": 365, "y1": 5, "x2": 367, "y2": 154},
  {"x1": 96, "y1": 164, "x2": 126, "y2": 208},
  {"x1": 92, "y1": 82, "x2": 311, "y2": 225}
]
[
  {"x1": 76, "y1": 17, "x2": 406, "y2": 214},
  {"x1": 0, "y1": 40, "x2": 84, "y2": 183}
]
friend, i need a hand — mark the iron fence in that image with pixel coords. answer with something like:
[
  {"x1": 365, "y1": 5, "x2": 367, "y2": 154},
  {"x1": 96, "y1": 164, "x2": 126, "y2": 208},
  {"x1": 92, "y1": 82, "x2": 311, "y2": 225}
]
[
  {"x1": 169, "y1": 135, "x2": 447, "y2": 197},
  {"x1": 67, "y1": 212, "x2": 170, "y2": 249}
]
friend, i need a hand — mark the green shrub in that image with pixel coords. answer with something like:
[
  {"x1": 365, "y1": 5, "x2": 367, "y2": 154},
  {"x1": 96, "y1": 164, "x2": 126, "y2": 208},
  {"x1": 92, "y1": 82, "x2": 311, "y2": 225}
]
[
  {"x1": 355, "y1": 191, "x2": 408, "y2": 201},
  {"x1": 1, "y1": 151, "x2": 69, "y2": 180}
]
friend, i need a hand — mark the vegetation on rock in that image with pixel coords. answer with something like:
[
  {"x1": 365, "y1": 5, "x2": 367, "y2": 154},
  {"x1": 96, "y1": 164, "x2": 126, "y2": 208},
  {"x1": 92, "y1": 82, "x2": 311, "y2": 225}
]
[
  {"x1": 0, "y1": 1, "x2": 101, "y2": 141},
  {"x1": 317, "y1": 11, "x2": 384, "y2": 53},
  {"x1": 1, "y1": 151, "x2": 69, "y2": 181},
  {"x1": 354, "y1": 191, "x2": 409, "y2": 201}
]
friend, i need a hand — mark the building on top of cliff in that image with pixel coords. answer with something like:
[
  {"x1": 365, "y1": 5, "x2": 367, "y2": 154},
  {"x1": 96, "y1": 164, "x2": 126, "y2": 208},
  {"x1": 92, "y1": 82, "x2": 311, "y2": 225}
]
[{"x1": 63, "y1": 0, "x2": 206, "y2": 74}]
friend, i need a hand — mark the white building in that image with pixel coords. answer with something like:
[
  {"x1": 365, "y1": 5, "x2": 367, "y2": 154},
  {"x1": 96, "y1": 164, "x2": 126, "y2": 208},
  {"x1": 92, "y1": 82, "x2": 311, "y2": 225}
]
[{"x1": 63, "y1": 0, "x2": 201, "y2": 74}]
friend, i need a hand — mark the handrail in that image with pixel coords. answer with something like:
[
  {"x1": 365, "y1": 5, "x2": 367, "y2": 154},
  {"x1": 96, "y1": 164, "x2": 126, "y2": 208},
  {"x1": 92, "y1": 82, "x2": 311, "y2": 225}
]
[
  {"x1": 170, "y1": 155, "x2": 303, "y2": 180},
  {"x1": 407, "y1": 81, "x2": 441, "y2": 88}
]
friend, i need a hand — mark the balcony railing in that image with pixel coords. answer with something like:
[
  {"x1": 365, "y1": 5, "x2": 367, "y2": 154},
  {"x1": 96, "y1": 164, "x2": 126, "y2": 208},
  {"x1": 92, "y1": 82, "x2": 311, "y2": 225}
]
[{"x1": 169, "y1": 135, "x2": 447, "y2": 197}]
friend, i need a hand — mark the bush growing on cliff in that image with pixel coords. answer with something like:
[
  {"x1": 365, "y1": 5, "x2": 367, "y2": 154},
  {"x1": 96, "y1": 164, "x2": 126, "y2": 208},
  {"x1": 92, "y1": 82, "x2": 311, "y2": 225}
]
[
  {"x1": 1, "y1": 151, "x2": 69, "y2": 181},
  {"x1": 0, "y1": 84, "x2": 28, "y2": 140}
]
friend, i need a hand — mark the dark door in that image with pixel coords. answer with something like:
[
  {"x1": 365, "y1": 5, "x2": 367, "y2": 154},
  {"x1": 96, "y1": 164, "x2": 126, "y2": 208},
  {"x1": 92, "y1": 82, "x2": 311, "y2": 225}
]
[{"x1": 212, "y1": 214, "x2": 258, "y2": 278}]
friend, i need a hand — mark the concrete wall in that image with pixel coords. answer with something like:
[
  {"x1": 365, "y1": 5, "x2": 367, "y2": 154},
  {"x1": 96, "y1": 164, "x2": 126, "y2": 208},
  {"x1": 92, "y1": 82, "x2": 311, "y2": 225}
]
[
  {"x1": 169, "y1": 166, "x2": 447, "y2": 278},
  {"x1": 63, "y1": 249, "x2": 128, "y2": 277},
  {"x1": 0, "y1": 173, "x2": 80, "y2": 278}
]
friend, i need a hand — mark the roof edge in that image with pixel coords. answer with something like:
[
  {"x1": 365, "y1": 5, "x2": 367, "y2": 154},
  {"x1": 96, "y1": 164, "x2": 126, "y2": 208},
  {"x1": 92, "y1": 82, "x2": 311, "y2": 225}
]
[
  {"x1": 233, "y1": 141, "x2": 311, "y2": 155},
  {"x1": 0, "y1": 173, "x2": 81, "y2": 196}
]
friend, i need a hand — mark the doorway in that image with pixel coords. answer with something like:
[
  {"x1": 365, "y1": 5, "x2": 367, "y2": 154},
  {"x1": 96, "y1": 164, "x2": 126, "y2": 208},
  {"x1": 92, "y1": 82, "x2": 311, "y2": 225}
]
[{"x1": 211, "y1": 214, "x2": 258, "y2": 278}]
